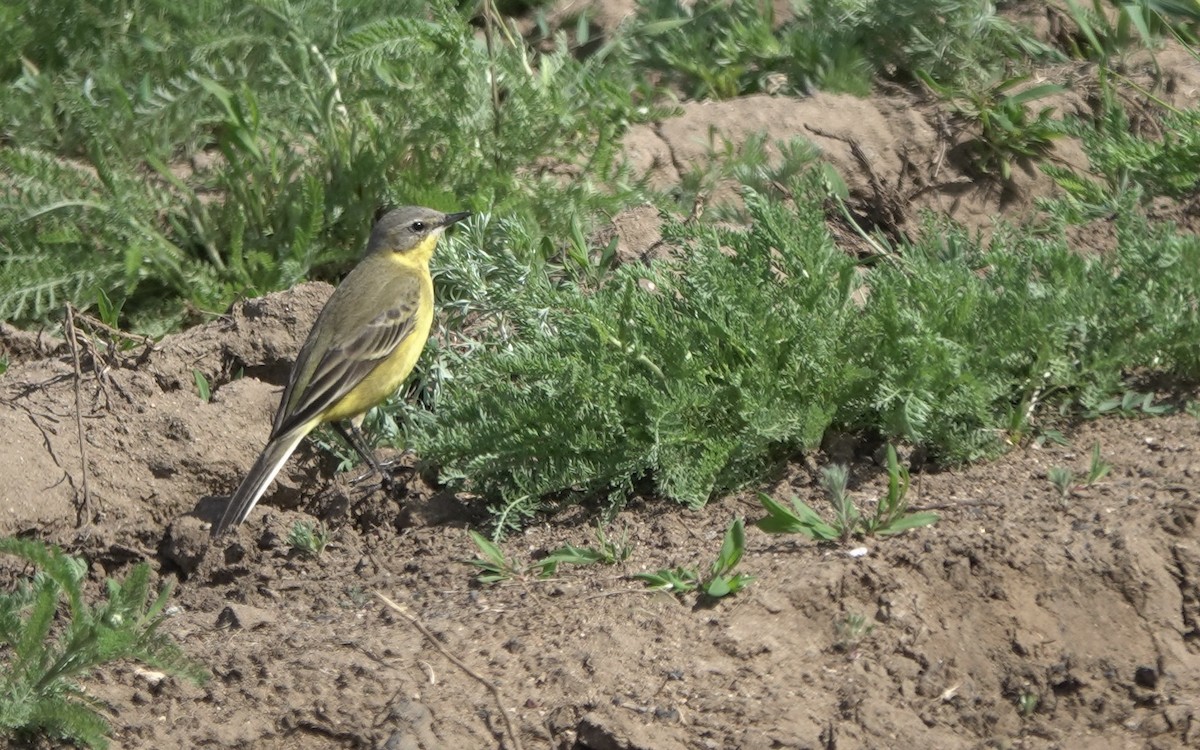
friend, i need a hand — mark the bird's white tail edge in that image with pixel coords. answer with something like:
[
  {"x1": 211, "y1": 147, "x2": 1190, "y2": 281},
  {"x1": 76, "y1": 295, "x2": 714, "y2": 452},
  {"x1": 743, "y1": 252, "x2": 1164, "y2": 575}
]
[{"x1": 212, "y1": 428, "x2": 308, "y2": 537}]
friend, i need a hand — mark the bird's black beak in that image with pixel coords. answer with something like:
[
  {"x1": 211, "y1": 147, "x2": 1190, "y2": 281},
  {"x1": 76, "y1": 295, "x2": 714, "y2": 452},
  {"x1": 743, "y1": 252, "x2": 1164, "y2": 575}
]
[{"x1": 442, "y1": 211, "x2": 471, "y2": 228}]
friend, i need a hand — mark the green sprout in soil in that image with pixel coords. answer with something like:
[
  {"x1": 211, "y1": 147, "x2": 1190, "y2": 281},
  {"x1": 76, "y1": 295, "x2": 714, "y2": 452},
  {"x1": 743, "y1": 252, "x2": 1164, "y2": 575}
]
[
  {"x1": 920, "y1": 71, "x2": 1064, "y2": 180},
  {"x1": 538, "y1": 525, "x2": 634, "y2": 577},
  {"x1": 465, "y1": 531, "x2": 525, "y2": 584},
  {"x1": 192, "y1": 369, "x2": 211, "y2": 402},
  {"x1": 1048, "y1": 466, "x2": 1075, "y2": 502},
  {"x1": 1017, "y1": 690, "x2": 1040, "y2": 716},
  {"x1": 1049, "y1": 441, "x2": 1112, "y2": 501},
  {"x1": 286, "y1": 521, "x2": 332, "y2": 559},
  {"x1": 466, "y1": 525, "x2": 634, "y2": 584},
  {"x1": 834, "y1": 612, "x2": 876, "y2": 653},
  {"x1": 634, "y1": 517, "x2": 753, "y2": 600},
  {"x1": 757, "y1": 445, "x2": 938, "y2": 542},
  {"x1": 1085, "y1": 441, "x2": 1112, "y2": 485}
]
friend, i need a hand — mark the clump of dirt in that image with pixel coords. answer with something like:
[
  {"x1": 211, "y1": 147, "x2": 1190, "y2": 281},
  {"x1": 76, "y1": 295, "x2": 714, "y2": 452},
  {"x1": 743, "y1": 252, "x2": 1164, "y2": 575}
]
[{"x1": 0, "y1": 282, "x2": 335, "y2": 540}]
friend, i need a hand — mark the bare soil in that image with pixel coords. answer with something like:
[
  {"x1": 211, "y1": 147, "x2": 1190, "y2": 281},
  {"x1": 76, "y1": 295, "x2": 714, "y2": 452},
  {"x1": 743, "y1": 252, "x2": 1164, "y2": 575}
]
[{"x1": 3, "y1": 2, "x2": 1200, "y2": 748}]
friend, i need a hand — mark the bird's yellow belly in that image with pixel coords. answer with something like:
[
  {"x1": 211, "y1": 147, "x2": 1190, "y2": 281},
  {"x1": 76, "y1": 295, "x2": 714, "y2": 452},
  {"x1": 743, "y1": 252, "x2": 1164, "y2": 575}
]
[{"x1": 320, "y1": 312, "x2": 434, "y2": 424}]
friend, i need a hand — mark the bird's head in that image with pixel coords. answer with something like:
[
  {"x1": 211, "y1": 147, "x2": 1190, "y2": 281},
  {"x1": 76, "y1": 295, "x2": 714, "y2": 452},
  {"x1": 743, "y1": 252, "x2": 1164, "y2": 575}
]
[{"x1": 367, "y1": 205, "x2": 471, "y2": 262}]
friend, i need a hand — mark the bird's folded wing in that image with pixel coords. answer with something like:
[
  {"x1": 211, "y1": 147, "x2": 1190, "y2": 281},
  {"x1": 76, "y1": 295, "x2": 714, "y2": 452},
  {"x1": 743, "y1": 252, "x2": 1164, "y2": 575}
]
[{"x1": 270, "y1": 301, "x2": 418, "y2": 439}]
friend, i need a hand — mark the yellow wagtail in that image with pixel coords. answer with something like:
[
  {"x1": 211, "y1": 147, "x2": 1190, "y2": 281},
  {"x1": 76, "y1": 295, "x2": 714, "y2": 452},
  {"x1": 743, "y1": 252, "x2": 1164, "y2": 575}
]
[{"x1": 211, "y1": 206, "x2": 470, "y2": 537}]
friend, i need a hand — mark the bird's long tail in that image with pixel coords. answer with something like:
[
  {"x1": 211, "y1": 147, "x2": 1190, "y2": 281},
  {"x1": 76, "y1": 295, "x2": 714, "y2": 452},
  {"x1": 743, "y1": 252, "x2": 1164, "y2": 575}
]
[{"x1": 212, "y1": 427, "x2": 309, "y2": 537}]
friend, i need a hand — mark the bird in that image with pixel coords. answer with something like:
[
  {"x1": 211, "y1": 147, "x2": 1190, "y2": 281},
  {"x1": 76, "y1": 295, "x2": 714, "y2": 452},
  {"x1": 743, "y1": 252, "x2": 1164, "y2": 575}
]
[{"x1": 211, "y1": 205, "x2": 470, "y2": 537}]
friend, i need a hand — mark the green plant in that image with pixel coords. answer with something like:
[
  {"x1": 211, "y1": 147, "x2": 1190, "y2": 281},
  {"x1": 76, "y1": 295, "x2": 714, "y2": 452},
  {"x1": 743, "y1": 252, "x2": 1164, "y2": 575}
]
[
  {"x1": 1061, "y1": 0, "x2": 1182, "y2": 63},
  {"x1": 192, "y1": 370, "x2": 211, "y2": 402},
  {"x1": 286, "y1": 520, "x2": 331, "y2": 558},
  {"x1": 758, "y1": 446, "x2": 938, "y2": 542},
  {"x1": 592, "y1": 525, "x2": 634, "y2": 564},
  {"x1": 1048, "y1": 441, "x2": 1111, "y2": 501},
  {"x1": 1085, "y1": 441, "x2": 1112, "y2": 485},
  {"x1": 922, "y1": 73, "x2": 1064, "y2": 180},
  {"x1": 1073, "y1": 107, "x2": 1200, "y2": 202},
  {"x1": 862, "y1": 445, "x2": 938, "y2": 535},
  {"x1": 465, "y1": 525, "x2": 631, "y2": 583},
  {"x1": 634, "y1": 517, "x2": 753, "y2": 599},
  {"x1": 628, "y1": 0, "x2": 786, "y2": 99},
  {"x1": 539, "y1": 525, "x2": 633, "y2": 575},
  {"x1": 0, "y1": 537, "x2": 205, "y2": 749},
  {"x1": 413, "y1": 167, "x2": 1200, "y2": 532},
  {"x1": 1017, "y1": 690, "x2": 1040, "y2": 716},
  {"x1": 822, "y1": 464, "x2": 860, "y2": 541},
  {"x1": 414, "y1": 181, "x2": 861, "y2": 530},
  {"x1": 631, "y1": 566, "x2": 698, "y2": 594},
  {"x1": 857, "y1": 0, "x2": 1052, "y2": 86},
  {"x1": 1086, "y1": 389, "x2": 1173, "y2": 417},
  {"x1": 1048, "y1": 465, "x2": 1075, "y2": 501},
  {"x1": 0, "y1": 0, "x2": 648, "y2": 331},
  {"x1": 465, "y1": 530, "x2": 525, "y2": 584},
  {"x1": 833, "y1": 612, "x2": 875, "y2": 652}
]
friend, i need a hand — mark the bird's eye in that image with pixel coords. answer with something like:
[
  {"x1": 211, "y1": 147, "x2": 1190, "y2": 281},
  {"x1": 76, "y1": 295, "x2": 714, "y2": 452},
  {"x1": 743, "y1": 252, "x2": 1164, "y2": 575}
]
[{"x1": 410, "y1": 221, "x2": 426, "y2": 232}]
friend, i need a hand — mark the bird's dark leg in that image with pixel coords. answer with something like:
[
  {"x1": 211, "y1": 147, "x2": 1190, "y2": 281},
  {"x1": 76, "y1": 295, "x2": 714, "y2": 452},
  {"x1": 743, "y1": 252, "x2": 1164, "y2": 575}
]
[{"x1": 332, "y1": 422, "x2": 395, "y2": 491}]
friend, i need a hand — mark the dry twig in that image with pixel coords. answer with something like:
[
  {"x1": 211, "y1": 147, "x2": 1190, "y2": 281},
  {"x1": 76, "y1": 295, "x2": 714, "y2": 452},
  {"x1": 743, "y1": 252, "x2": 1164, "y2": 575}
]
[
  {"x1": 63, "y1": 305, "x2": 93, "y2": 527},
  {"x1": 372, "y1": 590, "x2": 524, "y2": 750}
]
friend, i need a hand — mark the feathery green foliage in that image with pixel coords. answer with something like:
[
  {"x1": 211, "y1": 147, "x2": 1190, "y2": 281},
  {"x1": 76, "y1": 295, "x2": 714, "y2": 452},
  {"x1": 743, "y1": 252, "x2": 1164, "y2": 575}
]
[
  {"x1": 408, "y1": 167, "x2": 1200, "y2": 528},
  {"x1": 0, "y1": 0, "x2": 647, "y2": 330},
  {"x1": 413, "y1": 177, "x2": 861, "y2": 529},
  {"x1": 625, "y1": 0, "x2": 1044, "y2": 100},
  {"x1": 0, "y1": 537, "x2": 205, "y2": 749},
  {"x1": 1066, "y1": 105, "x2": 1200, "y2": 201}
]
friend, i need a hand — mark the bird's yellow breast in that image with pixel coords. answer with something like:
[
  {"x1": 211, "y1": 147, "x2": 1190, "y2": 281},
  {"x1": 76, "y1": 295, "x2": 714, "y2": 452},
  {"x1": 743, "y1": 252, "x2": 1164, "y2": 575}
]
[{"x1": 318, "y1": 248, "x2": 436, "y2": 424}]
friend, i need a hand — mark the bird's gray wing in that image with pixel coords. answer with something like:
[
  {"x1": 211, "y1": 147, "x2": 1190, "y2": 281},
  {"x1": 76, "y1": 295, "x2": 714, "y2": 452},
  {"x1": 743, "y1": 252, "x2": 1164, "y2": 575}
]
[{"x1": 269, "y1": 284, "x2": 421, "y2": 439}]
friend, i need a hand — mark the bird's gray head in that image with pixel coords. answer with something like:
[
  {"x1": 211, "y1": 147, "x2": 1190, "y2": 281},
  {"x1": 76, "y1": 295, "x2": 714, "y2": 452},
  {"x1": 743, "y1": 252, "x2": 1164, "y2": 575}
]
[{"x1": 367, "y1": 205, "x2": 471, "y2": 255}]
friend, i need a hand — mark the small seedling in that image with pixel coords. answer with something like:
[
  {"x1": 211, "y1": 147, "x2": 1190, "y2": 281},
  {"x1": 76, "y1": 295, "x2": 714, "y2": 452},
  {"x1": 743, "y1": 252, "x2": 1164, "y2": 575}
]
[
  {"x1": 192, "y1": 369, "x2": 211, "y2": 402},
  {"x1": 542, "y1": 524, "x2": 632, "y2": 571},
  {"x1": 286, "y1": 520, "x2": 332, "y2": 558},
  {"x1": 633, "y1": 567, "x2": 700, "y2": 594},
  {"x1": 834, "y1": 612, "x2": 875, "y2": 652},
  {"x1": 467, "y1": 524, "x2": 634, "y2": 583},
  {"x1": 1088, "y1": 389, "x2": 1172, "y2": 417},
  {"x1": 465, "y1": 530, "x2": 525, "y2": 584},
  {"x1": 921, "y1": 72, "x2": 1063, "y2": 180},
  {"x1": 1047, "y1": 466, "x2": 1074, "y2": 501},
  {"x1": 703, "y1": 516, "x2": 754, "y2": 598},
  {"x1": 861, "y1": 445, "x2": 938, "y2": 536},
  {"x1": 593, "y1": 524, "x2": 634, "y2": 564},
  {"x1": 821, "y1": 464, "x2": 859, "y2": 543},
  {"x1": 1017, "y1": 691, "x2": 1039, "y2": 716},
  {"x1": 94, "y1": 289, "x2": 122, "y2": 331},
  {"x1": 1034, "y1": 429, "x2": 1069, "y2": 448},
  {"x1": 634, "y1": 518, "x2": 753, "y2": 600},
  {"x1": 1186, "y1": 401, "x2": 1200, "y2": 420},
  {"x1": 757, "y1": 446, "x2": 938, "y2": 541},
  {"x1": 537, "y1": 526, "x2": 633, "y2": 576},
  {"x1": 342, "y1": 585, "x2": 370, "y2": 608},
  {"x1": 1084, "y1": 442, "x2": 1111, "y2": 486},
  {"x1": 757, "y1": 493, "x2": 840, "y2": 541}
]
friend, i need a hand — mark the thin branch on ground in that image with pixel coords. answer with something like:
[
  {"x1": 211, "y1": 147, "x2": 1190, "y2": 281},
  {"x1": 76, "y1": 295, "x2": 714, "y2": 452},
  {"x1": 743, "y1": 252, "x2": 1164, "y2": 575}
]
[
  {"x1": 64, "y1": 304, "x2": 92, "y2": 527},
  {"x1": 372, "y1": 590, "x2": 524, "y2": 750}
]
